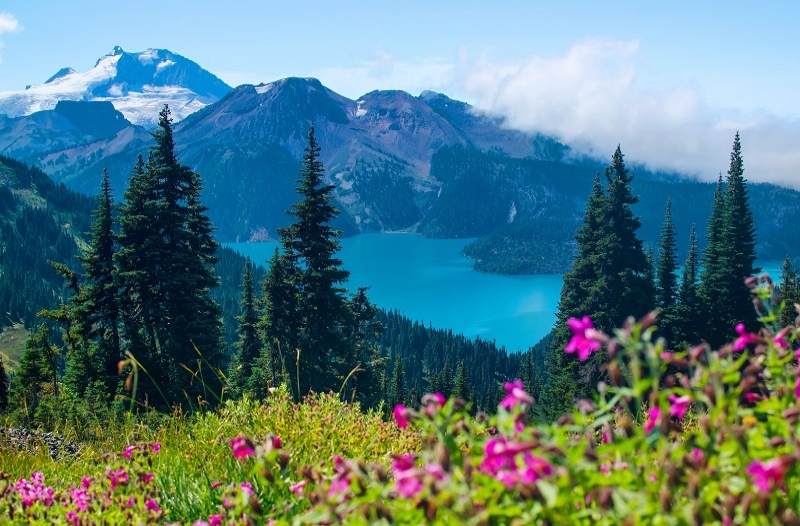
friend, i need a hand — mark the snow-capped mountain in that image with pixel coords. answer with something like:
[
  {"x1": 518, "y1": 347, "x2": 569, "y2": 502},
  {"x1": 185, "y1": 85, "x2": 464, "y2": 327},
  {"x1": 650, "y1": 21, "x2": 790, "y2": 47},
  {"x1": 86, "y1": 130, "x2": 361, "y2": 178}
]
[{"x1": 0, "y1": 46, "x2": 231, "y2": 127}]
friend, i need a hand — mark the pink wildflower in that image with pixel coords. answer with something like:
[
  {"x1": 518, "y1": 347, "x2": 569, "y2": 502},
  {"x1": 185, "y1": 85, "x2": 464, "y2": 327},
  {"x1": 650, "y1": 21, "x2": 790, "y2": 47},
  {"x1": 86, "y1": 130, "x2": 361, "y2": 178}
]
[
  {"x1": 745, "y1": 392, "x2": 764, "y2": 404},
  {"x1": 479, "y1": 437, "x2": 550, "y2": 488},
  {"x1": 668, "y1": 394, "x2": 691, "y2": 419},
  {"x1": 565, "y1": 316, "x2": 603, "y2": 361},
  {"x1": 66, "y1": 510, "x2": 79, "y2": 526},
  {"x1": 81, "y1": 476, "x2": 93, "y2": 490},
  {"x1": 289, "y1": 480, "x2": 308, "y2": 497},
  {"x1": 644, "y1": 406, "x2": 661, "y2": 434},
  {"x1": 208, "y1": 516, "x2": 223, "y2": 526},
  {"x1": 141, "y1": 472, "x2": 155, "y2": 485},
  {"x1": 71, "y1": 487, "x2": 91, "y2": 511},
  {"x1": 393, "y1": 404, "x2": 409, "y2": 429},
  {"x1": 734, "y1": 323, "x2": 759, "y2": 351},
  {"x1": 122, "y1": 444, "x2": 136, "y2": 458},
  {"x1": 125, "y1": 497, "x2": 135, "y2": 507},
  {"x1": 692, "y1": 448, "x2": 704, "y2": 464},
  {"x1": 392, "y1": 455, "x2": 424, "y2": 498},
  {"x1": 240, "y1": 482, "x2": 254, "y2": 496},
  {"x1": 229, "y1": 436, "x2": 255, "y2": 460},
  {"x1": 773, "y1": 328, "x2": 790, "y2": 349},
  {"x1": 145, "y1": 498, "x2": 161, "y2": 512},
  {"x1": 106, "y1": 467, "x2": 129, "y2": 492},
  {"x1": 271, "y1": 435, "x2": 282, "y2": 449},
  {"x1": 500, "y1": 379, "x2": 534, "y2": 410},
  {"x1": 747, "y1": 459, "x2": 786, "y2": 492},
  {"x1": 795, "y1": 378, "x2": 800, "y2": 401},
  {"x1": 152, "y1": 442, "x2": 161, "y2": 454}
]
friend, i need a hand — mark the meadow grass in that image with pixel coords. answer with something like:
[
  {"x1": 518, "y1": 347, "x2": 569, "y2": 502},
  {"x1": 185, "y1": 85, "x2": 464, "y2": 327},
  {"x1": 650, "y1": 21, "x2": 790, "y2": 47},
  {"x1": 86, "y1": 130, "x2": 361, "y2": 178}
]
[{"x1": 0, "y1": 390, "x2": 418, "y2": 523}]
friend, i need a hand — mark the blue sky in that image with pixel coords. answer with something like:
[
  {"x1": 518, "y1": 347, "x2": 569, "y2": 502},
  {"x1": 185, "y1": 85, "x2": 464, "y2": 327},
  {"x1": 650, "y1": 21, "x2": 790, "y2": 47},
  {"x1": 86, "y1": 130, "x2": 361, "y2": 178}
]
[{"x1": 1, "y1": 1, "x2": 799, "y2": 185}]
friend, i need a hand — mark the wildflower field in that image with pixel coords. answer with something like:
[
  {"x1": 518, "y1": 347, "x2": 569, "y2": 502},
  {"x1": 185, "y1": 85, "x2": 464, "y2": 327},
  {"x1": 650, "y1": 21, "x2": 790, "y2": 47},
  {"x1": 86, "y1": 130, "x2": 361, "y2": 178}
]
[{"x1": 3, "y1": 274, "x2": 800, "y2": 524}]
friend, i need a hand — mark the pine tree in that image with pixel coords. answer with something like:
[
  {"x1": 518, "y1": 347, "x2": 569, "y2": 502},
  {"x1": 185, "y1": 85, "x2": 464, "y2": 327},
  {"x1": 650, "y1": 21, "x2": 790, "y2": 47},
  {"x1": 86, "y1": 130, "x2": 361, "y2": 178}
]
[
  {"x1": 539, "y1": 174, "x2": 607, "y2": 422},
  {"x1": 228, "y1": 257, "x2": 262, "y2": 398},
  {"x1": 116, "y1": 106, "x2": 224, "y2": 407},
  {"x1": 15, "y1": 324, "x2": 57, "y2": 415},
  {"x1": 260, "y1": 247, "x2": 299, "y2": 391},
  {"x1": 276, "y1": 124, "x2": 352, "y2": 397},
  {"x1": 68, "y1": 168, "x2": 121, "y2": 398},
  {"x1": 343, "y1": 286, "x2": 384, "y2": 405},
  {"x1": 644, "y1": 246, "x2": 656, "y2": 306},
  {"x1": 453, "y1": 360, "x2": 470, "y2": 401},
  {"x1": 674, "y1": 225, "x2": 701, "y2": 344},
  {"x1": 0, "y1": 356, "x2": 8, "y2": 412},
  {"x1": 655, "y1": 199, "x2": 679, "y2": 342},
  {"x1": 540, "y1": 147, "x2": 652, "y2": 421},
  {"x1": 697, "y1": 175, "x2": 729, "y2": 347},
  {"x1": 780, "y1": 256, "x2": 800, "y2": 329},
  {"x1": 721, "y1": 132, "x2": 759, "y2": 332},
  {"x1": 390, "y1": 357, "x2": 405, "y2": 407},
  {"x1": 604, "y1": 145, "x2": 654, "y2": 321}
]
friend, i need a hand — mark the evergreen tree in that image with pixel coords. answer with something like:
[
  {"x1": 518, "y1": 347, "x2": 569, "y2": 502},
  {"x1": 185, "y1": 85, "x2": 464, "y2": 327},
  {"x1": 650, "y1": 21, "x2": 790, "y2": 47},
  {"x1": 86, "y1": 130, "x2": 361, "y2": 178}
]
[
  {"x1": 604, "y1": 145, "x2": 654, "y2": 320},
  {"x1": 343, "y1": 286, "x2": 384, "y2": 405},
  {"x1": 260, "y1": 247, "x2": 299, "y2": 391},
  {"x1": 674, "y1": 225, "x2": 702, "y2": 344},
  {"x1": 116, "y1": 106, "x2": 224, "y2": 407},
  {"x1": 0, "y1": 356, "x2": 8, "y2": 412},
  {"x1": 540, "y1": 147, "x2": 652, "y2": 421},
  {"x1": 780, "y1": 256, "x2": 800, "y2": 329},
  {"x1": 69, "y1": 168, "x2": 121, "y2": 398},
  {"x1": 453, "y1": 360, "x2": 470, "y2": 401},
  {"x1": 655, "y1": 199, "x2": 679, "y2": 342},
  {"x1": 697, "y1": 175, "x2": 729, "y2": 346},
  {"x1": 276, "y1": 124, "x2": 352, "y2": 398},
  {"x1": 14, "y1": 324, "x2": 57, "y2": 415},
  {"x1": 228, "y1": 257, "x2": 262, "y2": 398},
  {"x1": 390, "y1": 357, "x2": 405, "y2": 407},
  {"x1": 644, "y1": 246, "x2": 656, "y2": 306},
  {"x1": 539, "y1": 175, "x2": 607, "y2": 422},
  {"x1": 721, "y1": 133, "x2": 759, "y2": 332}
]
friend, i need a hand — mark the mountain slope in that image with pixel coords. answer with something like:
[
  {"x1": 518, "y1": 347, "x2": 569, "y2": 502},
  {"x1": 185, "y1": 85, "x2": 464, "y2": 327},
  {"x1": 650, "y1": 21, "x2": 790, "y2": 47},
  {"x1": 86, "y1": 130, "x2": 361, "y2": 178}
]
[{"x1": 0, "y1": 47, "x2": 231, "y2": 127}]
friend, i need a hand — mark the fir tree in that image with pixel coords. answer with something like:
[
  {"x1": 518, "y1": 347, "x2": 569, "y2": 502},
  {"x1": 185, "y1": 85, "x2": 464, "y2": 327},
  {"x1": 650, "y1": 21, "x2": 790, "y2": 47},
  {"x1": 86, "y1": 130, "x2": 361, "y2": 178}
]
[
  {"x1": 229, "y1": 257, "x2": 262, "y2": 398},
  {"x1": 69, "y1": 168, "x2": 121, "y2": 398},
  {"x1": 697, "y1": 175, "x2": 729, "y2": 347},
  {"x1": 260, "y1": 247, "x2": 299, "y2": 391},
  {"x1": 116, "y1": 106, "x2": 224, "y2": 407},
  {"x1": 15, "y1": 324, "x2": 57, "y2": 415},
  {"x1": 453, "y1": 360, "x2": 470, "y2": 401},
  {"x1": 0, "y1": 356, "x2": 8, "y2": 412},
  {"x1": 604, "y1": 145, "x2": 654, "y2": 321},
  {"x1": 721, "y1": 132, "x2": 759, "y2": 332},
  {"x1": 343, "y1": 286, "x2": 384, "y2": 405},
  {"x1": 276, "y1": 124, "x2": 352, "y2": 397},
  {"x1": 390, "y1": 357, "x2": 405, "y2": 407},
  {"x1": 780, "y1": 256, "x2": 800, "y2": 329},
  {"x1": 655, "y1": 199, "x2": 679, "y2": 342},
  {"x1": 674, "y1": 225, "x2": 701, "y2": 345}
]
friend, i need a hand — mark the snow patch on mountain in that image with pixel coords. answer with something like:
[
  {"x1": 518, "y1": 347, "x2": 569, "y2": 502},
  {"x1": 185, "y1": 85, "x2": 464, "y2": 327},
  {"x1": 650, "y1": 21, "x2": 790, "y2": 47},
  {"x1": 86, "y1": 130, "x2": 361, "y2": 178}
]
[
  {"x1": 0, "y1": 46, "x2": 231, "y2": 127},
  {"x1": 255, "y1": 83, "x2": 273, "y2": 94}
]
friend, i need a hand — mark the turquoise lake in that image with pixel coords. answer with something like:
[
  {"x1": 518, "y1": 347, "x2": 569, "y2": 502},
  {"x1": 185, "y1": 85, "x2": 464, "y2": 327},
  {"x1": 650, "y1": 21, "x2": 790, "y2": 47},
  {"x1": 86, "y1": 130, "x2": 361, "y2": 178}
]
[
  {"x1": 226, "y1": 234, "x2": 564, "y2": 352},
  {"x1": 226, "y1": 234, "x2": 786, "y2": 353}
]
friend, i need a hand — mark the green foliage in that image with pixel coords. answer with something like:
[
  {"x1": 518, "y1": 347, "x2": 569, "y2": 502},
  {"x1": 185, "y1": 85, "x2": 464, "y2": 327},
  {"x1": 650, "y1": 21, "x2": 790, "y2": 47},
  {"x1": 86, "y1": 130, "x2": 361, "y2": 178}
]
[
  {"x1": 698, "y1": 134, "x2": 759, "y2": 347},
  {"x1": 115, "y1": 106, "x2": 224, "y2": 408},
  {"x1": 12, "y1": 324, "x2": 57, "y2": 421},
  {"x1": 673, "y1": 224, "x2": 702, "y2": 345},
  {"x1": 228, "y1": 257, "x2": 263, "y2": 399},
  {"x1": 0, "y1": 355, "x2": 8, "y2": 412},
  {"x1": 779, "y1": 256, "x2": 800, "y2": 329}
]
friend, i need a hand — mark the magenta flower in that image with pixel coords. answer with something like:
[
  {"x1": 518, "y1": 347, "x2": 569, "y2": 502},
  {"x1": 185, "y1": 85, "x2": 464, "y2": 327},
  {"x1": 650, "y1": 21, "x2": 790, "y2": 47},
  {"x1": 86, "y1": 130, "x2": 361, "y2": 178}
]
[
  {"x1": 122, "y1": 444, "x2": 136, "y2": 458},
  {"x1": 271, "y1": 435, "x2": 282, "y2": 449},
  {"x1": 565, "y1": 316, "x2": 602, "y2": 361},
  {"x1": 773, "y1": 328, "x2": 790, "y2": 349},
  {"x1": 125, "y1": 497, "x2": 135, "y2": 507},
  {"x1": 145, "y1": 498, "x2": 160, "y2": 512},
  {"x1": 71, "y1": 487, "x2": 90, "y2": 511},
  {"x1": 795, "y1": 378, "x2": 800, "y2": 401},
  {"x1": 152, "y1": 442, "x2": 161, "y2": 454},
  {"x1": 80, "y1": 476, "x2": 93, "y2": 490},
  {"x1": 393, "y1": 404, "x2": 409, "y2": 429},
  {"x1": 745, "y1": 392, "x2": 764, "y2": 404},
  {"x1": 141, "y1": 472, "x2": 155, "y2": 485},
  {"x1": 290, "y1": 480, "x2": 308, "y2": 496},
  {"x1": 66, "y1": 510, "x2": 79, "y2": 526},
  {"x1": 392, "y1": 455, "x2": 424, "y2": 498},
  {"x1": 644, "y1": 406, "x2": 661, "y2": 434},
  {"x1": 240, "y1": 482, "x2": 254, "y2": 496},
  {"x1": 208, "y1": 516, "x2": 223, "y2": 526},
  {"x1": 229, "y1": 436, "x2": 255, "y2": 460},
  {"x1": 500, "y1": 379, "x2": 534, "y2": 410},
  {"x1": 668, "y1": 394, "x2": 691, "y2": 419},
  {"x1": 692, "y1": 448, "x2": 704, "y2": 464},
  {"x1": 747, "y1": 459, "x2": 786, "y2": 492},
  {"x1": 105, "y1": 467, "x2": 129, "y2": 492},
  {"x1": 734, "y1": 323, "x2": 759, "y2": 351}
]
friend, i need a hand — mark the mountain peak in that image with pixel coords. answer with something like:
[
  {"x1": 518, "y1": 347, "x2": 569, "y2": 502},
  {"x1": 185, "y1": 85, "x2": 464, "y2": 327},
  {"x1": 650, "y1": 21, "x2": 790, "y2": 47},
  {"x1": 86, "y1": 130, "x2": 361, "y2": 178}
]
[
  {"x1": 44, "y1": 67, "x2": 76, "y2": 84},
  {"x1": 111, "y1": 45, "x2": 124, "y2": 56}
]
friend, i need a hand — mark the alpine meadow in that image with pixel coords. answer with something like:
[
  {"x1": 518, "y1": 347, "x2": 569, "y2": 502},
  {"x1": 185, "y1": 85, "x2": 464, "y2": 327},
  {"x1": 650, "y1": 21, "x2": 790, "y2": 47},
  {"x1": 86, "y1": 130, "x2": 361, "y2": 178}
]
[{"x1": 2, "y1": 3, "x2": 800, "y2": 524}]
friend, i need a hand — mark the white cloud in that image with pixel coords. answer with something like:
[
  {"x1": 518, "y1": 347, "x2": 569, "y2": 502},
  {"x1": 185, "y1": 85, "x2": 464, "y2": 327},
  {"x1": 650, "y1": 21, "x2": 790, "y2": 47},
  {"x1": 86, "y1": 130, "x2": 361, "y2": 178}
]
[
  {"x1": 459, "y1": 38, "x2": 800, "y2": 187},
  {"x1": 315, "y1": 52, "x2": 456, "y2": 99},
  {"x1": 0, "y1": 12, "x2": 22, "y2": 63}
]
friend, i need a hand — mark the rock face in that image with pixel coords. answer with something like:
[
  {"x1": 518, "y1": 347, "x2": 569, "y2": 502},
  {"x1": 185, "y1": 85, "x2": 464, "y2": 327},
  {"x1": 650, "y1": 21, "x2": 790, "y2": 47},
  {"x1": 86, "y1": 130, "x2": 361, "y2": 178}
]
[
  {"x1": 0, "y1": 46, "x2": 231, "y2": 127},
  {"x1": 0, "y1": 427, "x2": 81, "y2": 460}
]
